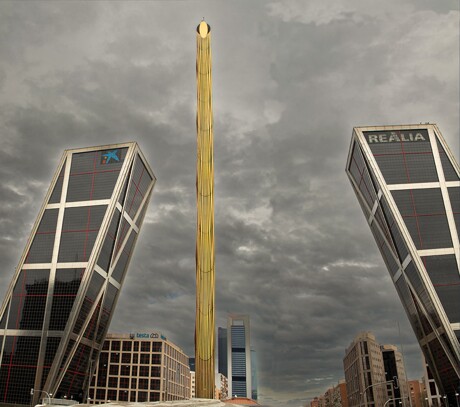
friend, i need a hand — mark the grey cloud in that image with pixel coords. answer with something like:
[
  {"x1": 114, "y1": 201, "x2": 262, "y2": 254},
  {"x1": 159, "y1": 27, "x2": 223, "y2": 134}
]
[{"x1": 0, "y1": 2, "x2": 458, "y2": 407}]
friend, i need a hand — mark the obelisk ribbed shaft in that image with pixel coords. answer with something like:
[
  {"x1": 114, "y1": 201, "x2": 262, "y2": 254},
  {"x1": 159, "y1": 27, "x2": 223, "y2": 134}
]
[{"x1": 195, "y1": 20, "x2": 215, "y2": 399}]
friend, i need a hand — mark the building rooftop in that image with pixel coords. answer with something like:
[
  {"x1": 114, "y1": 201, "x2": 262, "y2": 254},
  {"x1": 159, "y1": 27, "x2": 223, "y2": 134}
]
[
  {"x1": 223, "y1": 398, "x2": 260, "y2": 405},
  {"x1": 80, "y1": 400, "x2": 245, "y2": 407}
]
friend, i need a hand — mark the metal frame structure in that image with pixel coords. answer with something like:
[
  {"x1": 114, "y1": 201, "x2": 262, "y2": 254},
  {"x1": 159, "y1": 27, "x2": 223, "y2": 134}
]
[
  {"x1": 0, "y1": 143, "x2": 155, "y2": 405},
  {"x1": 346, "y1": 124, "x2": 460, "y2": 404}
]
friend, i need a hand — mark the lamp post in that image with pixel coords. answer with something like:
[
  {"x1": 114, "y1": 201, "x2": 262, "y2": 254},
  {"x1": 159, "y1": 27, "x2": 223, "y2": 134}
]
[
  {"x1": 362, "y1": 380, "x2": 394, "y2": 407},
  {"x1": 385, "y1": 398, "x2": 403, "y2": 407},
  {"x1": 455, "y1": 393, "x2": 459, "y2": 407},
  {"x1": 30, "y1": 389, "x2": 52, "y2": 405}
]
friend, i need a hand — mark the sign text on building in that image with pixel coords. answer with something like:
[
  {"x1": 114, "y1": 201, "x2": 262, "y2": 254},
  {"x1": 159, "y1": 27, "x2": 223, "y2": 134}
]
[
  {"x1": 134, "y1": 332, "x2": 160, "y2": 339},
  {"x1": 364, "y1": 130, "x2": 428, "y2": 144}
]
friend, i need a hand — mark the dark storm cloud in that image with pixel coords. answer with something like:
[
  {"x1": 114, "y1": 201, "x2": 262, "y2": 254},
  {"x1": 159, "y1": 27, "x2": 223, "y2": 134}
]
[{"x1": 0, "y1": 1, "x2": 458, "y2": 406}]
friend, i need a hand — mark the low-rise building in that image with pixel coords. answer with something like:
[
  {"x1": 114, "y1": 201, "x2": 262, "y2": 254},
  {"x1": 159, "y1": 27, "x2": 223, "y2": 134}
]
[
  {"x1": 88, "y1": 332, "x2": 190, "y2": 403},
  {"x1": 310, "y1": 397, "x2": 319, "y2": 407},
  {"x1": 317, "y1": 380, "x2": 348, "y2": 407},
  {"x1": 335, "y1": 379, "x2": 349, "y2": 407},
  {"x1": 408, "y1": 379, "x2": 426, "y2": 407},
  {"x1": 216, "y1": 373, "x2": 229, "y2": 400}
]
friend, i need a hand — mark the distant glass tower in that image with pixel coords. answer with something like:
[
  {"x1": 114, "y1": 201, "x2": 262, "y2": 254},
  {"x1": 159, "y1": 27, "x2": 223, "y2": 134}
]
[
  {"x1": 218, "y1": 327, "x2": 228, "y2": 376},
  {"x1": 250, "y1": 348, "x2": 258, "y2": 401},
  {"x1": 381, "y1": 344, "x2": 408, "y2": 407},
  {"x1": 227, "y1": 315, "x2": 252, "y2": 399},
  {"x1": 0, "y1": 143, "x2": 155, "y2": 405},
  {"x1": 346, "y1": 124, "x2": 460, "y2": 404},
  {"x1": 219, "y1": 325, "x2": 258, "y2": 400}
]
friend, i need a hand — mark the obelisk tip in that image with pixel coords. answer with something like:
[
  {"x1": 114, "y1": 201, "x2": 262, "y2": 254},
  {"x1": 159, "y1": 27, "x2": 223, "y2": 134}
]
[{"x1": 198, "y1": 20, "x2": 210, "y2": 38}]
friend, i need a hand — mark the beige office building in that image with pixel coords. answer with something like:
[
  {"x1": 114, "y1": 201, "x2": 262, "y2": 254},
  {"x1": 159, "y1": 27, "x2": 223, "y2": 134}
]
[
  {"x1": 88, "y1": 332, "x2": 190, "y2": 403},
  {"x1": 343, "y1": 332, "x2": 387, "y2": 407}
]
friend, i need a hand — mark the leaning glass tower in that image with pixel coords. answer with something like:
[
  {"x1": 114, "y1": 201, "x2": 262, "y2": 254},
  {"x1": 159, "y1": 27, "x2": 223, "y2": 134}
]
[
  {"x1": 0, "y1": 143, "x2": 155, "y2": 405},
  {"x1": 346, "y1": 124, "x2": 460, "y2": 404}
]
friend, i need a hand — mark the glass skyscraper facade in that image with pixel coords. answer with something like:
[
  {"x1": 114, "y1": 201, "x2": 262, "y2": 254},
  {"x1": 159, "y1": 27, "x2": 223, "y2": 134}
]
[
  {"x1": 346, "y1": 124, "x2": 460, "y2": 404},
  {"x1": 0, "y1": 143, "x2": 155, "y2": 405},
  {"x1": 218, "y1": 327, "x2": 228, "y2": 377},
  {"x1": 227, "y1": 315, "x2": 252, "y2": 399}
]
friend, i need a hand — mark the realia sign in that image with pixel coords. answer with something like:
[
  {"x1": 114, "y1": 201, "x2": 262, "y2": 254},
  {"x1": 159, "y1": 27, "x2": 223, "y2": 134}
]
[{"x1": 364, "y1": 129, "x2": 428, "y2": 144}]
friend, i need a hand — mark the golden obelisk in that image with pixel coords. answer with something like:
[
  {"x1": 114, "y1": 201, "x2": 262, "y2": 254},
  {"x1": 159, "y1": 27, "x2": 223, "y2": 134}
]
[{"x1": 195, "y1": 20, "x2": 215, "y2": 399}]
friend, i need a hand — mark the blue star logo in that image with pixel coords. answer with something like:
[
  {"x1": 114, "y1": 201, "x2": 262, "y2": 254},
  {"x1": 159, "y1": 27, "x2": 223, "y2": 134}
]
[{"x1": 102, "y1": 150, "x2": 120, "y2": 164}]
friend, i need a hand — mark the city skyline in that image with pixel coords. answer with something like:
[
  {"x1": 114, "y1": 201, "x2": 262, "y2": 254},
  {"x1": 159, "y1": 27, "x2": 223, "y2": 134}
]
[{"x1": 0, "y1": 2, "x2": 458, "y2": 406}]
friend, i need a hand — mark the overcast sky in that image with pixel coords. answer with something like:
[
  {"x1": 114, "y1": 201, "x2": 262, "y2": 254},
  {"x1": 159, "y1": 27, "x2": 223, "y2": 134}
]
[{"x1": 0, "y1": 1, "x2": 458, "y2": 406}]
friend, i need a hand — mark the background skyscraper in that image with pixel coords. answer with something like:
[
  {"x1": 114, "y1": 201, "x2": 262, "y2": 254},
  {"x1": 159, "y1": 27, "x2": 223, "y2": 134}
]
[
  {"x1": 343, "y1": 332, "x2": 387, "y2": 407},
  {"x1": 227, "y1": 315, "x2": 252, "y2": 399},
  {"x1": 346, "y1": 124, "x2": 460, "y2": 404},
  {"x1": 0, "y1": 143, "x2": 155, "y2": 405},
  {"x1": 218, "y1": 326, "x2": 257, "y2": 400},
  {"x1": 381, "y1": 344, "x2": 409, "y2": 407},
  {"x1": 250, "y1": 348, "x2": 258, "y2": 401},
  {"x1": 218, "y1": 327, "x2": 228, "y2": 377}
]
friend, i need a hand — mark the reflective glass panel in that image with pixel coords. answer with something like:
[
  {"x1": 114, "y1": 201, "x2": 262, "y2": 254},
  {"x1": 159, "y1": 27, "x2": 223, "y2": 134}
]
[
  {"x1": 97, "y1": 209, "x2": 121, "y2": 272},
  {"x1": 422, "y1": 255, "x2": 460, "y2": 323},
  {"x1": 404, "y1": 263, "x2": 440, "y2": 329},
  {"x1": 40, "y1": 337, "x2": 61, "y2": 389},
  {"x1": 73, "y1": 272, "x2": 105, "y2": 334},
  {"x1": 57, "y1": 342, "x2": 92, "y2": 401},
  {"x1": 364, "y1": 129, "x2": 437, "y2": 184},
  {"x1": 370, "y1": 220, "x2": 400, "y2": 277},
  {"x1": 436, "y1": 138, "x2": 459, "y2": 182},
  {"x1": 112, "y1": 231, "x2": 137, "y2": 283},
  {"x1": 448, "y1": 187, "x2": 460, "y2": 233},
  {"x1": 0, "y1": 336, "x2": 41, "y2": 404},
  {"x1": 7, "y1": 269, "x2": 49, "y2": 330},
  {"x1": 49, "y1": 268, "x2": 83, "y2": 331},
  {"x1": 426, "y1": 336, "x2": 458, "y2": 395},
  {"x1": 381, "y1": 198, "x2": 408, "y2": 262},
  {"x1": 49, "y1": 162, "x2": 66, "y2": 204},
  {"x1": 25, "y1": 209, "x2": 58, "y2": 263},
  {"x1": 114, "y1": 217, "x2": 131, "y2": 259},
  {"x1": 58, "y1": 205, "x2": 107, "y2": 262},
  {"x1": 83, "y1": 297, "x2": 102, "y2": 340},
  {"x1": 0, "y1": 303, "x2": 7, "y2": 329},
  {"x1": 135, "y1": 198, "x2": 150, "y2": 228},
  {"x1": 392, "y1": 189, "x2": 452, "y2": 250},
  {"x1": 124, "y1": 155, "x2": 153, "y2": 221},
  {"x1": 66, "y1": 148, "x2": 127, "y2": 202},
  {"x1": 96, "y1": 283, "x2": 118, "y2": 343}
]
